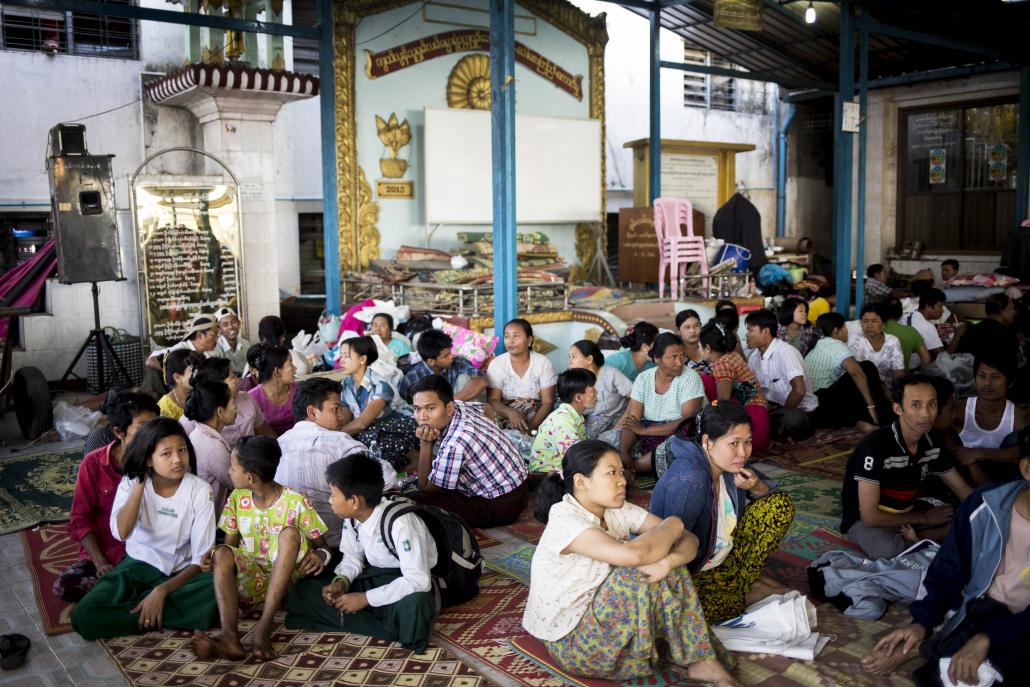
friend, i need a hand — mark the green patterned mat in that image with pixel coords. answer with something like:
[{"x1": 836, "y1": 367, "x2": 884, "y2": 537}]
[{"x1": 0, "y1": 447, "x2": 81, "y2": 535}]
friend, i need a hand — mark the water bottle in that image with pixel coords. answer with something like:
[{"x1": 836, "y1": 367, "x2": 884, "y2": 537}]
[{"x1": 369, "y1": 438, "x2": 382, "y2": 463}]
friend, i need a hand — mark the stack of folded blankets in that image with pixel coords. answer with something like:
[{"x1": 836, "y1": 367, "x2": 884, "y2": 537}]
[{"x1": 452, "y1": 232, "x2": 566, "y2": 273}]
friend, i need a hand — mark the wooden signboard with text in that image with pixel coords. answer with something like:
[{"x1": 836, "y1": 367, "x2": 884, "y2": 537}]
[{"x1": 618, "y1": 206, "x2": 704, "y2": 284}]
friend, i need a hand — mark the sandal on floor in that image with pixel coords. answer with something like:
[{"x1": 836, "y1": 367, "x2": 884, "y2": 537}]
[{"x1": 0, "y1": 633, "x2": 30, "y2": 670}]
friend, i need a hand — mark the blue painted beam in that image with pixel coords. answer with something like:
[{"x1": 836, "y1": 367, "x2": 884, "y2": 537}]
[
  {"x1": 491, "y1": 0, "x2": 517, "y2": 345},
  {"x1": 3, "y1": 0, "x2": 318, "y2": 39},
  {"x1": 1017, "y1": 67, "x2": 1030, "y2": 225},
  {"x1": 776, "y1": 103, "x2": 797, "y2": 238},
  {"x1": 317, "y1": 0, "x2": 340, "y2": 314},
  {"x1": 832, "y1": 0, "x2": 855, "y2": 316},
  {"x1": 659, "y1": 60, "x2": 835, "y2": 92},
  {"x1": 855, "y1": 9, "x2": 869, "y2": 313},
  {"x1": 649, "y1": 8, "x2": 661, "y2": 204},
  {"x1": 867, "y1": 20, "x2": 1003, "y2": 60}
]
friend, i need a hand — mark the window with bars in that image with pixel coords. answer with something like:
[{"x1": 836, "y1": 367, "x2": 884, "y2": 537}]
[
  {"x1": 0, "y1": 0, "x2": 137, "y2": 59},
  {"x1": 683, "y1": 43, "x2": 767, "y2": 114}
]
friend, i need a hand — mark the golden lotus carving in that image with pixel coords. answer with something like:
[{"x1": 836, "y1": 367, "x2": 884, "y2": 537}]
[
  {"x1": 333, "y1": 0, "x2": 608, "y2": 272},
  {"x1": 447, "y1": 54, "x2": 491, "y2": 110},
  {"x1": 375, "y1": 112, "x2": 411, "y2": 179}
]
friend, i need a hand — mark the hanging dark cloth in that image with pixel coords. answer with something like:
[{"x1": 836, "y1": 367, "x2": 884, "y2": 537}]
[
  {"x1": 998, "y1": 226, "x2": 1030, "y2": 284},
  {"x1": 712, "y1": 193, "x2": 767, "y2": 273}
]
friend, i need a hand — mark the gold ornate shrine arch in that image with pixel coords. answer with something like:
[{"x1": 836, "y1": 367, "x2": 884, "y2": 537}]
[{"x1": 332, "y1": 0, "x2": 608, "y2": 272}]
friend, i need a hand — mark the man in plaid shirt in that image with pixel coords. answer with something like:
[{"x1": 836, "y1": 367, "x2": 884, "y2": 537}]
[
  {"x1": 865, "y1": 264, "x2": 893, "y2": 304},
  {"x1": 409, "y1": 375, "x2": 528, "y2": 527}
]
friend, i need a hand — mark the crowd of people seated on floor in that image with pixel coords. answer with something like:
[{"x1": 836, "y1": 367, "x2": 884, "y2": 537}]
[{"x1": 57, "y1": 296, "x2": 1028, "y2": 687}]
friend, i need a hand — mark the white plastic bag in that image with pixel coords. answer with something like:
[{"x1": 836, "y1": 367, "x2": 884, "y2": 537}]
[
  {"x1": 925, "y1": 352, "x2": 976, "y2": 398},
  {"x1": 713, "y1": 591, "x2": 830, "y2": 660},
  {"x1": 53, "y1": 401, "x2": 102, "y2": 442}
]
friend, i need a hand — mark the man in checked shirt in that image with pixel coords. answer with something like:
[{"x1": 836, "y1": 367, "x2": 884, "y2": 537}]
[{"x1": 409, "y1": 375, "x2": 529, "y2": 528}]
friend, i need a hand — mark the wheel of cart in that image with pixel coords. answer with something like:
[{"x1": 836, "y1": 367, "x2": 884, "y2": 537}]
[{"x1": 13, "y1": 366, "x2": 52, "y2": 440}]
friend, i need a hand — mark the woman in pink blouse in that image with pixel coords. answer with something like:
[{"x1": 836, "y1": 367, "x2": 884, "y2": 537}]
[{"x1": 248, "y1": 345, "x2": 298, "y2": 435}]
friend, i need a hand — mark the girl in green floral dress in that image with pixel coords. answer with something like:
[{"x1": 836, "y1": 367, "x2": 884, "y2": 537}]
[{"x1": 192, "y1": 436, "x2": 331, "y2": 662}]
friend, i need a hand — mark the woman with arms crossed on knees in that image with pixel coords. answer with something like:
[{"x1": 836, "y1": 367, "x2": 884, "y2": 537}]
[
  {"x1": 71, "y1": 418, "x2": 218, "y2": 640},
  {"x1": 522, "y1": 440, "x2": 739, "y2": 686}
]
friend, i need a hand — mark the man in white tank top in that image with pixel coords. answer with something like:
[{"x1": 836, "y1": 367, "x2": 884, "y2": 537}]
[{"x1": 955, "y1": 358, "x2": 1028, "y2": 485}]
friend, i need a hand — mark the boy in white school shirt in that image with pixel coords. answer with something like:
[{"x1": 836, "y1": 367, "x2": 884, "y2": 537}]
[{"x1": 285, "y1": 453, "x2": 439, "y2": 652}]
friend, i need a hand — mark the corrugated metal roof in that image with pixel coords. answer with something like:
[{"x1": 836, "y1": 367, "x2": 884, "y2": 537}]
[{"x1": 618, "y1": 0, "x2": 1029, "y2": 88}]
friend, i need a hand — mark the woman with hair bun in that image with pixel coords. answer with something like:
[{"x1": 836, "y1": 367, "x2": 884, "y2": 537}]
[
  {"x1": 247, "y1": 344, "x2": 298, "y2": 436},
  {"x1": 568, "y1": 340, "x2": 632, "y2": 438},
  {"x1": 605, "y1": 322, "x2": 659, "y2": 383},
  {"x1": 184, "y1": 380, "x2": 238, "y2": 509},
  {"x1": 523, "y1": 440, "x2": 738, "y2": 686},
  {"x1": 652, "y1": 405, "x2": 794, "y2": 623},
  {"x1": 698, "y1": 320, "x2": 770, "y2": 452}
]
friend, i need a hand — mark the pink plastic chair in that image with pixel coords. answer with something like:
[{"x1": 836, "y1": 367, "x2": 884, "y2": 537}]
[{"x1": 652, "y1": 197, "x2": 708, "y2": 299}]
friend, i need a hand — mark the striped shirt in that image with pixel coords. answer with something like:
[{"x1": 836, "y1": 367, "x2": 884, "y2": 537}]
[
  {"x1": 804, "y1": 337, "x2": 852, "y2": 391},
  {"x1": 430, "y1": 401, "x2": 527, "y2": 499}
]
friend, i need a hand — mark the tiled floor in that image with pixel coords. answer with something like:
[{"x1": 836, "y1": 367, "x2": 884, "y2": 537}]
[
  {"x1": 0, "y1": 530, "x2": 128, "y2": 687},
  {"x1": 0, "y1": 422, "x2": 531, "y2": 686}
]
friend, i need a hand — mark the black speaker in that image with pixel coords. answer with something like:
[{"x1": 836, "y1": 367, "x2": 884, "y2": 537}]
[
  {"x1": 49, "y1": 123, "x2": 88, "y2": 157},
  {"x1": 47, "y1": 124, "x2": 123, "y2": 284}
]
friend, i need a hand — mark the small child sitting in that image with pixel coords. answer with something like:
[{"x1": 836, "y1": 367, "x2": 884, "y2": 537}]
[
  {"x1": 530, "y1": 368, "x2": 597, "y2": 473},
  {"x1": 192, "y1": 436, "x2": 330, "y2": 661},
  {"x1": 285, "y1": 453, "x2": 439, "y2": 653}
]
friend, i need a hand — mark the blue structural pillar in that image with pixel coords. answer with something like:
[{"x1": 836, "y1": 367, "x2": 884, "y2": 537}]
[
  {"x1": 648, "y1": 8, "x2": 661, "y2": 203},
  {"x1": 317, "y1": 0, "x2": 341, "y2": 314},
  {"x1": 855, "y1": 10, "x2": 869, "y2": 312},
  {"x1": 776, "y1": 103, "x2": 797, "y2": 237},
  {"x1": 832, "y1": 0, "x2": 855, "y2": 315},
  {"x1": 491, "y1": 0, "x2": 517, "y2": 344},
  {"x1": 1017, "y1": 66, "x2": 1030, "y2": 224}
]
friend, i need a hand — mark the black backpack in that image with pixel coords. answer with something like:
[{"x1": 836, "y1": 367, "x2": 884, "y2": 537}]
[{"x1": 378, "y1": 497, "x2": 483, "y2": 607}]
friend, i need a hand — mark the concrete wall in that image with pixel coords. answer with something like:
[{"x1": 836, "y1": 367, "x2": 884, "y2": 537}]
[
  {"x1": 0, "y1": 1, "x2": 189, "y2": 379},
  {"x1": 855, "y1": 70, "x2": 1021, "y2": 271},
  {"x1": 571, "y1": 0, "x2": 777, "y2": 234},
  {"x1": 0, "y1": 0, "x2": 307, "y2": 379}
]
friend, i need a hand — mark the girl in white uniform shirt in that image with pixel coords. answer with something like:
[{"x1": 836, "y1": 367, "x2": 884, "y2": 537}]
[
  {"x1": 72, "y1": 417, "x2": 218, "y2": 640},
  {"x1": 522, "y1": 440, "x2": 739, "y2": 686}
]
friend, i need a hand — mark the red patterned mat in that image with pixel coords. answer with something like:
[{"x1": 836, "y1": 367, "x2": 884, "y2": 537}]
[
  {"x1": 20, "y1": 521, "x2": 78, "y2": 635},
  {"x1": 473, "y1": 528, "x2": 501, "y2": 549},
  {"x1": 101, "y1": 608, "x2": 487, "y2": 687},
  {"x1": 754, "y1": 428, "x2": 863, "y2": 480}
]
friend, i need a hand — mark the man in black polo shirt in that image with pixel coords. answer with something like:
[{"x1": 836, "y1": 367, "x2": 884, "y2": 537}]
[{"x1": 841, "y1": 374, "x2": 972, "y2": 559}]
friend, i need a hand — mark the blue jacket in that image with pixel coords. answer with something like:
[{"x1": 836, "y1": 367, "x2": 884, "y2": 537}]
[
  {"x1": 649, "y1": 436, "x2": 775, "y2": 573},
  {"x1": 910, "y1": 480, "x2": 1030, "y2": 647}
]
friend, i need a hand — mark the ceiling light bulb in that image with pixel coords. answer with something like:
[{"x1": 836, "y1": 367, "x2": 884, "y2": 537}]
[{"x1": 805, "y1": 2, "x2": 816, "y2": 23}]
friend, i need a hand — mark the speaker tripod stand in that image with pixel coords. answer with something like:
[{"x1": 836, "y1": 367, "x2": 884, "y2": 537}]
[{"x1": 59, "y1": 281, "x2": 133, "y2": 391}]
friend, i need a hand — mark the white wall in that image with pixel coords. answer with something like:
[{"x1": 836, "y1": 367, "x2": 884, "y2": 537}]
[{"x1": 570, "y1": 0, "x2": 777, "y2": 233}]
